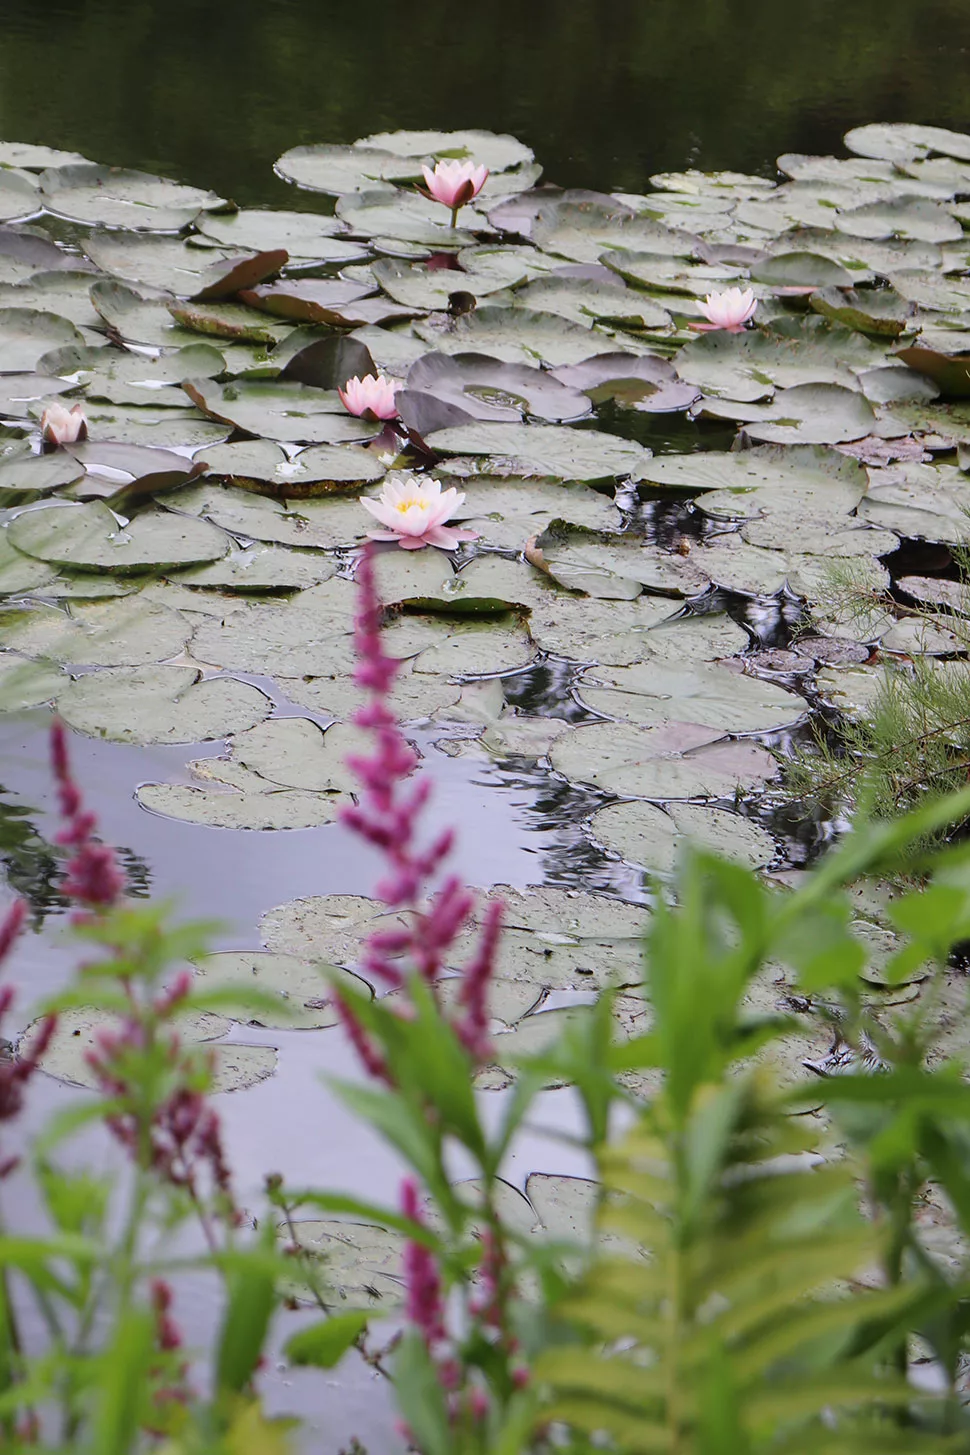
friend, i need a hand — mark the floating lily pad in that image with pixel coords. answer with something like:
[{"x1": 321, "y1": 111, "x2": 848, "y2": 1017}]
[
  {"x1": 701, "y1": 382, "x2": 877, "y2": 445},
  {"x1": 191, "y1": 595, "x2": 357, "y2": 677},
  {"x1": 427, "y1": 423, "x2": 648, "y2": 480},
  {"x1": 280, "y1": 1219, "x2": 404, "y2": 1309},
  {"x1": 0, "y1": 447, "x2": 83, "y2": 497},
  {"x1": 677, "y1": 319, "x2": 883, "y2": 399},
  {"x1": 172, "y1": 543, "x2": 334, "y2": 592},
  {"x1": 550, "y1": 720, "x2": 777, "y2": 797},
  {"x1": 336, "y1": 190, "x2": 477, "y2": 248},
  {"x1": 136, "y1": 782, "x2": 344, "y2": 830},
  {"x1": 0, "y1": 655, "x2": 63, "y2": 709},
  {"x1": 183, "y1": 379, "x2": 380, "y2": 445},
  {"x1": 275, "y1": 143, "x2": 420, "y2": 195},
  {"x1": 415, "y1": 306, "x2": 624, "y2": 368},
  {"x1": 41, "y1": 163, "x2": 223, "y2": 229},
  {"x1": 56, "y1": 665, "x2": 272, "y2": 743},
  {"x1": 403, "y1": 352, "x2": 591, "y2": 424},
  {"x1": 809, "y1": 286, "x2": 914, "y2": 338},
  {"x1": 531, "y1": 528, "x2": 706, "y2": 598},
  {"x1": 166, "y1": 483, "x2": 367, "y2": 551},
  {"x1": 8, "y1": 501, "x2": 230, "y2": 574},
  {"x1": 834, "y1": 197, "x2": 963, "y2": 245},
  {"x1": 191, "y1": 952, "x2": 371, "y2": 1030},
  {"x1": 200, "y1": 439, "x2": 385, "y2": 493},
  {"x1": 20, "y1": 1005, "x2": 274, "y2": 1094},
  {"x1": 578, "y1": 660, "x2": 805, "y2": 732},
  {"x1": 589, "y1": 799, "x2": 777, "y2": 872},
  {"x1": 196, "y1": 208, "x2": 366, "y2": 262},
  {"x1": 844, "y1": 123, "x2": 970, "y2": 165},
  {"x1": 358, "y1": 128, "x2": 534, "y2": 173},
  {"x1": 0, "y1": 308, "x2": 83, "y2": 371},
  {"x1": 0, "y1": 597, "x2": 189, "y2": 666},
  {"x1": 227, "y1": 718, "x2": 360, "y2": 794}
]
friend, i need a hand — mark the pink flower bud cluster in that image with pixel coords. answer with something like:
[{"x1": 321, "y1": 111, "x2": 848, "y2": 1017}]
[
  {"x1": 337, "y1": 544, "x2": 503, "y2": 1066},
  {"x1": 0, "y1": 898, "x2": 56, "y2": 1178},
  {"x1": 50, "y1": 719, "x2": 126, "y2": 915},
  {"x1": 147, "y1": 1279, "x2": 192, "y2": 1424},
  {"x1": 84, "y1": 975, "x2": 238, "y2": 1221}
]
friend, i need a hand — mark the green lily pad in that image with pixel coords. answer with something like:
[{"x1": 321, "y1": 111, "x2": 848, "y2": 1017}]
[
  {"x1": 41, "y1": 163, "x2": 223, "y2": 229},
  {"x1": 749, "y1": 252, "x2": 857, "y2": 289},
  {"x1": 676, "y1": 319, "x2": 884, "y2": 400},
  {"x1": 20, "y1": 1005, "x2": 275, "y2": 1094},
  {"x1": 578, "y1": 660, "x2": 806, "y2": 732},
  {"x1": 371, "y1": 256, "x2": 527, "y2": 311},
  {"x1": 0, "y1": 597, "x2": 189, "y2": 666},
  {"x1": 844, "y1": 124, "x2": 970, "y2": 165},
  {"x1": 358, "y1": 128, "x2": 533, "y2": 173},
  {"x1": 589, "y1": 799, "x2": 777, "y2": 872},
  {"x1": 336, "y1": 190, "x2": 477, "y2": 248},
  {"x1": 0, "y1": 168, "x2": 41, "y2": 222},
  {"x1": 404, "y1": 351, "x2": 591, "y2": 425},
  {"x1": 893, "y1": 346, "x2": 970, "y2": 399},
  {"x1": 201, "y1": 439, "x2": 385, "y2": 493},
  {"x1": 0, "y1": 655, "x2": 63, "y2": 708},
  {"x1": 700, "y1": 382, "x2": 877, "y2": 445},
  {"x1": 415, "y1": 306, "x2": 624, "y2": 368},
  {"x1": 809, "y1": 287, "x2": 914, "y2": 337},
  {"x1": 0, "y1": 447, "x2": 84, "y2": 497},
  {"x1": 183, "y1": 379, "x2": 380, "y2": 445},
  {"x1": 191, "y1": 594, "x2": 357, "y2": 677},
  {"x1": 635, "y1": 442, "x2": 867, "y2": 507},
  {"x1": 259, "y1": 892, "x2": 407, "y2": 962},
  {"x1": 191, "y1": 951, "x2": 371, "y2": 1030},
  {"x1": 169, "y1": 298, "x2": 294, "y2": 345},
  {"x1": 88, "y1": 280, "x2": 227, "y2": 349},
  {"x1": 165, "y1": 483, "x2": 367, "y2": 551},
  {"x1": 0, "y1": 308, "x2": 83, "y2": 371},
  {"x1": 550, "y1": 720, "x2": 778, "y2": 797},
  {"x1": 8, "y1": 501, "x2": 230, "y2": 573},
  {"x1": 196, "y1": 208, "x2": 366, "y2": 262},
  {"x1": 136, "y1": 782, "x2": 344, "y2": 830},
  {"x1": 56, "y1": 665, "x2": 272, "y2": 743},
  {"x1": 172, "y1": 543, "x2": 334, "y2": 592},
  {"x1": 508, "y1": 273, "x2": 672, "y2": 330},
  {"x1": 226, "y1": 718, "x2": 360, "y2": 794},
  {"x1": 279, "y1": 666, "x2": 462, "y2": 723},
  {"x1": 280, "y1": 1218, "x2": 404, "y2": 1309},
  {"x1": 531, "y1": 198, "x2": 696, "y2": 264},
  {"x1": 531, "y1": 528, "x2": 706, "y2": 598},
  {"x1": 275, "y1": 143, "x2": 420, "y2": 195},
  {"x1": 834, "y1": 197, "x2": 963, "y2": 245},
  {"x1": 427, "y1": 422, "x2": 648, "y2": 481}
]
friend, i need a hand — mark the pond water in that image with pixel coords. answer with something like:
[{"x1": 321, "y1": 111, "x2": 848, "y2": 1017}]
[
  {"x1": 0, "y1": 4, "x2": 969, "y2": 1450},
  {"x1": 1, "y1": 0, "x2": 969, "y2": 204}
]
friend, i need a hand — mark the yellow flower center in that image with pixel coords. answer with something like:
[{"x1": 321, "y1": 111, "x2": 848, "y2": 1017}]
[{"x1": 396, "y1": 497, "x2": 428, "y2": 513}]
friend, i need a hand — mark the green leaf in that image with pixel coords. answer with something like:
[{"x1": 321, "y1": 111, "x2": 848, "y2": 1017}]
[
  {"x1": 215, "y1": 1223, "x2": 279, "y2": 1397},
  {"x1": 393, "y1": 1331, "x2": 452, "y2": 1455},
  {"x1": 283, "y1": 1310, "x2": 369, "y2": 1368}
]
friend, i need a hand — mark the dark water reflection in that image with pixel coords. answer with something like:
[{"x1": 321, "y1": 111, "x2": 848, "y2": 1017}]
[{"x1": 0, "y1": 1, "x2": 967, "y2": 204}]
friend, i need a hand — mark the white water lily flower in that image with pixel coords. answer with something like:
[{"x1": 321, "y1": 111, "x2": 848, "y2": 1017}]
[
  {"x1": 361, "y1": 475, "x2": 479, "y2": 551},
  {"x1": 40, "y1": 401, "x2": 87, "y2": 446},
  {"x1": 695, "y1": 287, "x2": 758, "y2": 332}
]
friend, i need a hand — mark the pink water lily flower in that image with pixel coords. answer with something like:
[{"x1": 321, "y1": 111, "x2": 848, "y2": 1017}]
[
  {"x1": 694, "y1": 287, "x2": 758, "y2": 332},
  {"x1": 338, "y1": 373, "x2": 400, "y2": 420},
  {"x1": 40, "y1": 401, "x2": 87, "y2": 446},
  {"x1": 420, "y1": 159, "x2": 489, "y2": 224},
  {"x1": 361, "y1": 475, "x2": 479, "y2": 551}
]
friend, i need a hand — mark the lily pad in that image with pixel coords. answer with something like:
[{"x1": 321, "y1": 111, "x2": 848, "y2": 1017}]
[
  {"x1": 41, "y1": 163, "x2": 223, "y2": 229},
  {"x1": 20, "y1": 1005, "x2": 275, "y2": 1094},
  {"x1": 0, "y1": 308, "x2": 82, "y2": 371},
  {"x1": 201, "y1": 439, "x2": 385, "y2": 493},
  {"x1": 8, "y1": 501, "x2": 230, "y2": 574},
  {"x1": 0, "y1": 597, "x2": 189, "y2": 666},
  {"x1": 358, "y1": 128, "x2": 534, "y2": 173},
  {"x1": 136, "y1": 782, "x2": 343, "y2": 830},
  {"x1": 336, "y1": 190, "x2": 477, "y2": 248},
  {"x1": 225, "y1": 718, "x2": 360, "y2": 794},
  {"x1": 589, "y1": 799, "x2": 777, "y2": 872},
  {"x1": 191, "y1": 951, "x2": 372, "y2": 1030},
  {"x1": 427, "y1": 423, "x2": 648, "y2": 480},
  {"x1": 172, "y1": 543, "x2": 334, "y2": 592},
  {"x1": 56, "y1": 665, "x2": 272, "y2": 743},
  {"x1": 403, "y1": 352, "x2": 591, "y2": 424},
  {"x1": 844, "y1": 124, "x2": 970, "y2": 165},
  {"x1": 550, "y1": 720, "x2": 778, "y2": 797},
  {"x1": 196, "y1": 208, "x2": 366, "y2": 262},
  {"x1": 809, "y1": 286, "x2": 914, "y2": 338},
  {"x1": 415, "y1": 306, "x2": 624, "y2": 368},
  {"x1": 280, "y1": 1219, "x2": 404, "y2": 1309},
  {"x1": 700, "y1": 382, "x2": 877, "y2": 445},
  {"x1": 183, "y1": 379, "x2": 380, "y2": 445},
  {"x1": 578, "y1": 660, "x2": 806, "y2": 732}
]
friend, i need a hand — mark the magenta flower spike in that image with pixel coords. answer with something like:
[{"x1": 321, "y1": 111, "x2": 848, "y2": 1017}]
[
  {"x1": 693, "y1": 286, "x2": 758, "y2": 332},
  {"x1": 360, "y1": 475, "x2": 478, "y2": 551},
  {"x1": 40, "y1": 401, "x2": 87, "y2": 447},
  {"x1": 420, "y1": 158, "x2": 489, "y2": 226},
  {"x1": 338, "y1": 373, "x2": 400, "y2": 421}
]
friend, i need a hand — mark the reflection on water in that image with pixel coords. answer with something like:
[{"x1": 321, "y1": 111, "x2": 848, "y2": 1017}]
[
  {"x1": 0, "y1": 784, "x2": 151, "y2": 925},
  {"x1": 0, "y1": 0, "x2": 966, "y2": 208}
]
